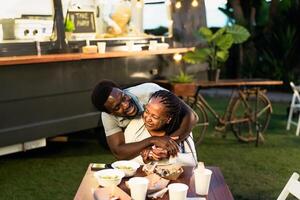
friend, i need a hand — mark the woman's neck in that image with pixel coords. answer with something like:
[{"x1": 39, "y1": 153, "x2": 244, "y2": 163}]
[{"x1": 148, "y1": 130, "x2": 166, "y2": 137}]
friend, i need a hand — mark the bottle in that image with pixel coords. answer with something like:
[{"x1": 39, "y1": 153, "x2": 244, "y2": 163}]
[
  {"x1": 0, "y1": 24, "x2": 3, "y2": 41},
  {"x1": 36, "y1": 40, "x2": 41, "y2": 56}
]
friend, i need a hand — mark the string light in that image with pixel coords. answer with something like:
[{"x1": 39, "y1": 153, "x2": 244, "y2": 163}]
[
  {"x1": 173, "y1": 53, "x2": 182, "y2": 62},
  {"x1": 191, "y1": 0, "x2": 199, "y2": 7},
  {"x1": 175, "y1": 1, "x2": 182, "y2": 9}
]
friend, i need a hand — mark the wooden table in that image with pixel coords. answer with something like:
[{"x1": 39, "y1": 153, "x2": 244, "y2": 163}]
[
  {"x1": 196, "y1": 79, "x2": 283, "y2": 88},
  {"x1": 74, "y1": 164, "x2": 234, "y2": 200}
]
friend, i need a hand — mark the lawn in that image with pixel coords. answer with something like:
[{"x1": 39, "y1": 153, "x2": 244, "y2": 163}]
[{"x1": 0, "y1": 97, "x2": 299, "y2": 200}]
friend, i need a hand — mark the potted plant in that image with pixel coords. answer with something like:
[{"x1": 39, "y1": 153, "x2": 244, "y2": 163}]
[
  {"x1": 183, "y1": 25, "x2": 250, "y2": 81},
  {"x1": 154, "y1": 67, "x2": 197, "y2": 97},
  {"x1": 169, "y1": 70, "x2": 197, "y2": 97},
  {"x1": 64, "y1": 18, "x2": 75, "y2": 40}
]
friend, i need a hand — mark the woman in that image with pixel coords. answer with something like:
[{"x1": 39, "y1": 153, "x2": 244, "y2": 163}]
[{"x1": 124, "y1": 90, "x2": 197, "y2": 166}]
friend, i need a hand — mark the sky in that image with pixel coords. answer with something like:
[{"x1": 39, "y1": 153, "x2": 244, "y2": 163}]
[
  {"x1": 205, "y1": 0, "x2": 228, "y2": 27},
  {"x1": 0, "y1": 0, "x2": 229, "y2": 29},
  {"x1": 143, "y1": 0, "x2": 228, "y2": 29}
]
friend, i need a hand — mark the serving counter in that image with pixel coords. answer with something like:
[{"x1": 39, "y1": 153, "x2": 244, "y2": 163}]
[
  {"x1": 0, "y1": 47, "x2": 191, "y2": 154},
  {"x1": 0, "y1": 48, "x2": 194, "y2": 66}
]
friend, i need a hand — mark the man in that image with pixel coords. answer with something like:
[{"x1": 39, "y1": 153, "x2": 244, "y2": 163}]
[{"x1": 91, "y1": 80, "x2": 197, "y2": 160}]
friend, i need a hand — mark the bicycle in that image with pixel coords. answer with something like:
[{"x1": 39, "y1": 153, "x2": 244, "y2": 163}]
[{"x1": 182, "y1": 87, "x2": 272, "y2": 144}]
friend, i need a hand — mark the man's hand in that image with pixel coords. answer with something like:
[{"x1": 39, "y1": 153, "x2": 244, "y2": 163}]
[
  {"x1": 110, "y1": 23, "x2": 122, "y2": 35},
  {"x1": 140, "y1": 146, "x2": 169, "y2": 163},
  {"x1": 151, "y1": 146, "x2": 169, "y2": 160},
  {"x1": 149, "y1": 136, "x2": 179, "y2": 157},
  {"x1": 140, "y1": 147, "x2": 151, "y2": 163}
]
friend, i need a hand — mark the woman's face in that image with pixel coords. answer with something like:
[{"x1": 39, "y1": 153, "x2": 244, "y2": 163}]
[{"x1": 143, "y1": 97, "x2": 171, "y2": 132}]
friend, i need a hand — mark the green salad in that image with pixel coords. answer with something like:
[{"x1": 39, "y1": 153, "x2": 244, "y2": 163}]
[
  {"x1": 100, "y1": 175, "x2": 119, "y2": 180},
  {"x1": 116, "y1": 166, "x2": 133, "y2": 170}
]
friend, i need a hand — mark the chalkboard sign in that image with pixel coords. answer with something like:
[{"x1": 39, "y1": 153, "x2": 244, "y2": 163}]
[{"x1": 66, "y1": 10, "x2": 96, "y2": 33}]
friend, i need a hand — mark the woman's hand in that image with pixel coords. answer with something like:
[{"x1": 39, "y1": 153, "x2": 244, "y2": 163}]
[
  {"x1": 141, "y1": 145, "x2": 171, "y2": 164},
  {"x1": 151, "y1": 146, "x2": 169, "y2": 160},
  {"x1": 149, "y1": 136, "x2": 179, "y2": 157}
]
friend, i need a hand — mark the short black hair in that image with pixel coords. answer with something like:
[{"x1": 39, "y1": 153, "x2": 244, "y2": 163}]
[{"x1": 91, "y1": 80, "x2": 119, "y2": 112}]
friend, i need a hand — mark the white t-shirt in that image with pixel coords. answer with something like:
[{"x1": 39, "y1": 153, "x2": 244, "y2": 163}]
[
  {"x1": 124, "y1": 117, "x2": 197, "y2": 166},
  {"x1": 101, "y1": 83, "x2": 165, "y2": 136}
]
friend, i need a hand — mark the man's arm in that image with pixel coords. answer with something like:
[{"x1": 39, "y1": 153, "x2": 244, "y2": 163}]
[
  {"x1": 169, "y1": 100, "x2": 198, "y2": 143},
  {"x1": 106, "y1": 131, "x2": 179, "y2": 160},
  {"x1": 130, "y1": 83, "x2": 197, "y2": 143}
]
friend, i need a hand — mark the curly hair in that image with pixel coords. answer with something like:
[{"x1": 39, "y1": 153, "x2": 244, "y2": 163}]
[
  {"x1": 150, "y1": 90, "x2": 185, "y2": 135},
  {"x1": 91, "y1": 80, "x2": 119, "y2": 112}
]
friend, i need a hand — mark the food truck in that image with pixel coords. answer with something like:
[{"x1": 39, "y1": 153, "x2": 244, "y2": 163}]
[{"x1": 0, "y1": 0, "x2": 206, "y2": 155}]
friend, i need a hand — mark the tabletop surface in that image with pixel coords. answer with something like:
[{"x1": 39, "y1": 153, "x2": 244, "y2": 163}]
[
  {"x1": 196, "y1": 79, "x2": 283, "y2": 88},
  {"x1": 154, "y1": 79, "x2": 283, "y2": 88},
  {"x1": 0, "y1": 47, "x2": 194, "y2": 66},
  {"x1": 74, "y1": 164, "x2": 234, "y2": 200}
]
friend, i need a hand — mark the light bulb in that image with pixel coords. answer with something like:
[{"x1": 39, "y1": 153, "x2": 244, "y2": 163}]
[
  {"x1": 173, "y1": 53, "x2": 182, "y2": 62},
  {"x1": 175, "y1": 1, "x2": 182, "y2": 9},
  {"x1": 191, "y1": 0, "x2": 198, "y2": 7}
]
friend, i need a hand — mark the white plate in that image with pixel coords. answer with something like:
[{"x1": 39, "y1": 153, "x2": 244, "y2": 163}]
[{"x1": 156, "y1": 157, "x2": 177, "y2": 166}]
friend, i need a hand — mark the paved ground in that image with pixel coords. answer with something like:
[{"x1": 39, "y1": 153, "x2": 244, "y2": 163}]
[{"x1": 199, "y1": 88, "x2": 292, "y2": 103}]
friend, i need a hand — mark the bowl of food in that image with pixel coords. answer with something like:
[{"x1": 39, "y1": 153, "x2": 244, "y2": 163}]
[
  {"x1": 94, "y1": 169, "x2": 125, "y2": 187},
  {"x1": 142, "y1": 163, "x2": 183, "y2": 181},
  {"x1": 112, "y1": 160, "x2": 140, "y2": 177}
]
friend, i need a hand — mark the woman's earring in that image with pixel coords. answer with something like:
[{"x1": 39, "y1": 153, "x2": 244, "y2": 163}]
[{"x1": 166, "y1": 117, "x2": 172, "y2": 124}]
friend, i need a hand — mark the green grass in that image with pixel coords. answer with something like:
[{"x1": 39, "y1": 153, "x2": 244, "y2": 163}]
[{"x1": 0, "y1": 97, "x2": 299, "y2": 200}]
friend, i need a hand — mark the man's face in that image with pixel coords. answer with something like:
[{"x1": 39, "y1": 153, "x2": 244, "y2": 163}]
[
  {"x1": 104, "y1": 88, "x2": 138, "y2": 117},
  {"x1": 143, "y1": 97, "x2": 171, "y2": 132}
]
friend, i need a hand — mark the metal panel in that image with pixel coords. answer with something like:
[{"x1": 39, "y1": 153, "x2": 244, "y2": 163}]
[{"x1": 0, "y1": 55, "x2": 162, "y2": 147}]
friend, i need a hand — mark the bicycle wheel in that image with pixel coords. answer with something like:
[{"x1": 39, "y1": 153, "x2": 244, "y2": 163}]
[
  {"x1": 183, "y1": 96, "x2": 209, "y2": 144},
  {"x1": 229, "y1": 89, "x2": 272, "y2": 142}
]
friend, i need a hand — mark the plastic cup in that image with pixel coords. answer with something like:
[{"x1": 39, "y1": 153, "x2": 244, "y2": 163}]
[
  {"x1": 0, "y1": 24, "x2": 3, "y2": 41},
  {"x1": 168, "y1": 183, "x2": 189, "y2": 200},
  {"x1": 126, "y1": 41, "x2": 134, "y2": 51},
  {"x1": 149, "y1": 40, "x2": 158, "y2": 50},
  {"x1": 128, "y1": 177, "x2": 149, "y2": 200},
  {"x1": 97, "y1": 42, "x2": 106, "y2": 53},
  {"x1": 194, "y1": 168, "x2": 212, "y2": 195}
]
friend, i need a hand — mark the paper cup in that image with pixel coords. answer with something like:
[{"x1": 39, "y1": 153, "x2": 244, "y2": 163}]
[
  {"x1": 97, "y1": 42, "x2": 106, "y2": 53},
  {"x1": 168, "y1": 183, "x2": 189, "y2": 200},
  {"x1": 126, "y1": 41, "x2": 134, "y2": 51},
  {"x1": 128, "y1": 177, "x2": 149, "y2": 200},
  {"x1": 149, "y1": 40, "x2": 158, "y2": 50},
  {"x1": 194, "y1": 168, "x2": 212, "y2": 195}
]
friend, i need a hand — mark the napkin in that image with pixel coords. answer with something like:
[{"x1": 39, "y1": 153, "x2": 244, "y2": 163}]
[
  {"x1": 147, "y1": 188, "x2": 168, "y2": 199},
  {"x1": 145, "y1": 173, "x2": 170, "y2": 193},
  {"x1": 93, "y1": 186, "x2": 130, "y2": 200}
]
